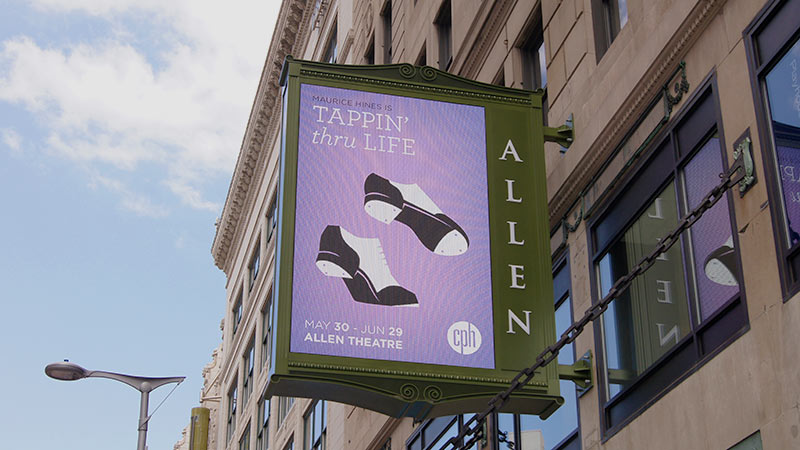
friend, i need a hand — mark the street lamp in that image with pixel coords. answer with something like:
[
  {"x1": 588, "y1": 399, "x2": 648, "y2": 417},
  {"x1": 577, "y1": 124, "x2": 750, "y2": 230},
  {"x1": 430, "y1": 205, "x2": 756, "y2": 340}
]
[{"x1": 45, "y1": 361, "x2": 185, "y2": 450}]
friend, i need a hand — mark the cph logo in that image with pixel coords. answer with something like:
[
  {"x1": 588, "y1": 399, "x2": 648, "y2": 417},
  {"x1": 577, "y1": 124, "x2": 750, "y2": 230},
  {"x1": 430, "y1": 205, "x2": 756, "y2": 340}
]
[{"x1": 447, "y1": 321, "x2": 482, "y2": 355}]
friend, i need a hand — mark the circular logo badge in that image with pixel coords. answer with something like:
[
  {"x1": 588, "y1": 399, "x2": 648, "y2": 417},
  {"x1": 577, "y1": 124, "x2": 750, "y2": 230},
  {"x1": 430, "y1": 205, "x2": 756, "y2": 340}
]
[{"x1": 447, "y1": 321, "x2": 482, "y2": 355}]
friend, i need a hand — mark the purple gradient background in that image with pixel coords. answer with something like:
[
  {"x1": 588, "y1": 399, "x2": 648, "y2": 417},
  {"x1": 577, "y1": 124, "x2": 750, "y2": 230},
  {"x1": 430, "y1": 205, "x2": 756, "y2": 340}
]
[{"x1": 290, "y1": 84, "x2": 495, "y2": 368}]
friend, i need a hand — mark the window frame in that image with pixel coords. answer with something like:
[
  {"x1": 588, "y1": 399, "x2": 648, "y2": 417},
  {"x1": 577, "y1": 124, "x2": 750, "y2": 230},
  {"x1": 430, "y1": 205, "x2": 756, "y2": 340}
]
[
  {"x1": 227, "y1": 378, "x2": 239, "y2": 443},
  {"x1": 257, "y1": 393, "x2": 271, "y2": 450},
  {"x1": 588, "y1": 77, "x2": 749, "y2": 438},
  {"x1": 591, "y1": 0, "x2": 628, "y2": 61},
  {"x1": 232, "y1": 291, "x2": 244, "y2": 337},
  {"x1": 250, "y1": 240, "x2": 261, "y2": 292},
  {"x1": 434, "y1": 0, "x2": 452, "y2": 71},
  {"x1": 239, "y1": 422, "x2": 251, "y2": 450},
  {"x1": 304, "y1": 400, "x2": 327, "y2": 450},
  {"x1": 322, "y1": 19, "x2": 337, "y2": 64},
  {"x1": 381, "y1": 0, "x2": 393, "y2": 64},
  {"x1": 262, "y1": 288, "x2": 274, "y2": 369},
  {"x1": 243, "y1": 337, "x2": 255, "y2": 407},
  {"x1": 267, "y1": 196, "x2": 278, "y2": 244},
  {"x1": 744, "y1": 0, "x2": 800, "y2": 300}
]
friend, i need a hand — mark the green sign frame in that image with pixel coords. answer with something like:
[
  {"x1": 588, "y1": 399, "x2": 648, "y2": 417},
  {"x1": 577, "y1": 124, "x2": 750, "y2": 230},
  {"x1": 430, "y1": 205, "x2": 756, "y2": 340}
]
[{"x1": 266, "y1": 57, "x2": 560, "y2": 420}]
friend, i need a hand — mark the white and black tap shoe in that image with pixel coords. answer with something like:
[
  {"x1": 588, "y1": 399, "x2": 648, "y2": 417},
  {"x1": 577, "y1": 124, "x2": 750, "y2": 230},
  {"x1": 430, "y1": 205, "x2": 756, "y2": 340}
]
[
  {"x1": 363, "y1": 173, "x2": 469, "y2": 256},
  {"x1": 316, "y1": 225, "x2": 418, "y2": 306}
]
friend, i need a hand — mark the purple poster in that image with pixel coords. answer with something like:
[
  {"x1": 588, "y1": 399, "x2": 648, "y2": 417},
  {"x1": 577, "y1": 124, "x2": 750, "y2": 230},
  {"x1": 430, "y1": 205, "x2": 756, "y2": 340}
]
[{"x1": 289, "y1": 84, "x2": 495, "y2": 369}]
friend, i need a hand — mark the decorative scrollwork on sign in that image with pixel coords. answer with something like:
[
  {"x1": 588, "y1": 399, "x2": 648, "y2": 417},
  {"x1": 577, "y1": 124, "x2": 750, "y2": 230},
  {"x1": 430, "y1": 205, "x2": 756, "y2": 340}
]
[
  {"x1": 665, "y1": 61, "x2": 690, "y2": 114},
  {"x1": 400, "y1": 383, "x2": 419, "y2": 401},
  {"x1": 419, "y1": 66, "x2": 437, "y2": 81},
  {"x1": 423, "y1": 385, "x2": 443, "y2": 402},
  {"x1": 399, "y1": 64, "x2": 416, "y2": 79}
]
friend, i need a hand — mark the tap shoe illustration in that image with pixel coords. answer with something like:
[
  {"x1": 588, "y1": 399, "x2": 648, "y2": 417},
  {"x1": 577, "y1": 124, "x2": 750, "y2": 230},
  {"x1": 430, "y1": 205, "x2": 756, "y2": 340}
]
[
  {"x1": 703, "y1": 236, "x2": 738, "y2": 286},
  {"x1": 316, "y1": 225, "x2": 418, "y2": 306},
  {"x1": 363, "y1": 173, "x2": 469, "y2": 256}
]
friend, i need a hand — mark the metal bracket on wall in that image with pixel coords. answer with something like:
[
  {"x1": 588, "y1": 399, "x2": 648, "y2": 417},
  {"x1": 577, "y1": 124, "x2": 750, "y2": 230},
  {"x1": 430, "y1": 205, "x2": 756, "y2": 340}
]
[
  {"x1": 544, "y1": 114, "x2": 574, "y2": 149},
  {"x1": 732, "y1": 130, "x2": 756, "y2": 197},
  {"x1": 557, "y1": 350, "x2": 593, "y2": 396}
]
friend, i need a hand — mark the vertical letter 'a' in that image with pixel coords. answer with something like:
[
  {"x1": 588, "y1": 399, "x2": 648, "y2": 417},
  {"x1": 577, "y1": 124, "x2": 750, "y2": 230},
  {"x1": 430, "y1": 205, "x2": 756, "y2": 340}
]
[{"x1": 499, "y1": 139, "x2": 523, "y2": 162}]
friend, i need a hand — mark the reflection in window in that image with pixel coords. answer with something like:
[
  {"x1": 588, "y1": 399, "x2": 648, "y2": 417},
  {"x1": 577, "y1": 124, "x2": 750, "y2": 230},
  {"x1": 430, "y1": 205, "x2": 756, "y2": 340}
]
[
  {"x1": 304, "y1": 400, "x2": 326, "y2": 450},
  {"x1": 496, "y1": 260, "x2": 579, "y2": 450},
  {"x1": 322, "y1": 21, "x2": 337, "y2": 63},
  {"x1": 257, "y1": 396, "x2": 270, "y2": 450},
  {"x1": 764, "y1": 37, "x2": 800, "y2": 247},
  {"x1": 598, "y1": 136, "x2": 740, "y2": 399},
  {"x1": 227, "y1": 381, "x2": 238, "y2": 442}
]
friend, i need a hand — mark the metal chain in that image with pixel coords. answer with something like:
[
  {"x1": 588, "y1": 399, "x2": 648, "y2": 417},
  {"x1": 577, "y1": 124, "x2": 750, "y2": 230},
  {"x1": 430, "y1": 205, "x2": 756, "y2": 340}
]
[{"x1": 444, "y1": 160, "x2": 747, "y2": 450}]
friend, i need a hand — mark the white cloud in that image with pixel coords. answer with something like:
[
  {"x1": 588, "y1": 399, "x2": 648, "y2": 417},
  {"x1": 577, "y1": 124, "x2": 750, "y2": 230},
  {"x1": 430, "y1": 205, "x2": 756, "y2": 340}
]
[
  {"x1": 0, "y1": 0, "x2": 279, "y2": 213},
  {"x1": 89, "y1": 174, "x2": 169, "y2": 218},
  {"x1": 2, "y1": 128, "x2": 22, "y2": 154}
]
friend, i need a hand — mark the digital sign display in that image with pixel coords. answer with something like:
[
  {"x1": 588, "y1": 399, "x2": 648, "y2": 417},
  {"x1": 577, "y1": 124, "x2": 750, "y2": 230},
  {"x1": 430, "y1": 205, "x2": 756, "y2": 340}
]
[
  {"x1": 267, "y1": 58, "x2": 560, "y2": 419},
  {"x1": 290, "y1": 83, "x2": 495, "y2": 369}
]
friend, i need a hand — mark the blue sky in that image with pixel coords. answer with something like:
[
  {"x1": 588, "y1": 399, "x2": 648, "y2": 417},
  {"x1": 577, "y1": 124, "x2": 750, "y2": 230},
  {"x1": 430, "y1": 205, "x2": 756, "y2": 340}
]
[{"x1": 0, "y1": 1, "x2": 278, "y2": 448}]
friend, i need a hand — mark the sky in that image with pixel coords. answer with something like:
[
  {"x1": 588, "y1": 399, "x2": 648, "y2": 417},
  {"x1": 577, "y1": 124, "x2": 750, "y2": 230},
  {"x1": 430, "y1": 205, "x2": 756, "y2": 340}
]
[{"x1": 0, "y1": 1, "x2": 279, "y2": 448}]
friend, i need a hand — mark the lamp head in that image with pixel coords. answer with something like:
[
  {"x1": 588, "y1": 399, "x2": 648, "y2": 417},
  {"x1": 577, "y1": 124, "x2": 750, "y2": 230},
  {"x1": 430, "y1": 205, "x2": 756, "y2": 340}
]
[{"x1": 45, "y1": 361, "x2": 89, "y2": 381}]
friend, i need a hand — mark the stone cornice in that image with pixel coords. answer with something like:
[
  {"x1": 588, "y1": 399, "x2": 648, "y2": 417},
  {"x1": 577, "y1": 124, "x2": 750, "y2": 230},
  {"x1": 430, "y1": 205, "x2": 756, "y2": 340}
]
[
  {"x1": 548, "y1": 0, "x2": 727, "y2": 230},
  {"x1": 212, "y1": 0, "x2": 312, "y2": 273},
  {"x1": 454, "y1": 0, "x2": 514, "y2": 80}
]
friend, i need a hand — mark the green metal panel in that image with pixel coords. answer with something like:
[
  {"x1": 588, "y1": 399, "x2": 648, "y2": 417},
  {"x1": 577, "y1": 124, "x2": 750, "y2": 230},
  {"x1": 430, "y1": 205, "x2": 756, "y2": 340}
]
[
  {"x1": 189, "y1": 407, "x2": 209, "y2": 450},
  {"x1": 267, "y1": 57, "x2": 559, "y2": 420}
]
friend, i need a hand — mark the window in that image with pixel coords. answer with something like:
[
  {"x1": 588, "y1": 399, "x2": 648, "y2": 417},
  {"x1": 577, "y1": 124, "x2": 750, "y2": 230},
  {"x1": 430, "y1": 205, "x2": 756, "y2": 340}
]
[
  {"x1": 406, "y1": 415, "x2": 468, "y2": 450},
  {"x1": 496, "y1": 258, "x2": 579, "y2": 450},
  {"x1": 277, "y1": 396, "x2": 295, "y2": 426},
  {"x1": 381, "y1": 1, "x2": 392, "y2": 63},
  {"x1": 250, "y1": 242, "x2": 260, "y2": 292},
  {"x1": 243, "y1": 339, "x2": 255, "y2": 407},
  {"x1": 239, "y1": 422, "x2": 251, "y2": 450},
  {"x1": 745, "y1": 0, "x2": 800, "y2": 297},
  {"x1": 262, "y1": 290, "x2": 273, "y2": 369},
  {"x1": 267, "y1": 196, "x2": 278, "y2": 243},
  {"x1": 232, "y1": 292, "x2": 243, "y2": 336},
  {"x1": 592, "y1": 0, "x2": 628, "y2": 60},
  {"x1": 435, "y1": 0, "x2": 452, "y2": 71},
  {"x1": 591, "y1": 82, "x2": 747, "y2": 434},
  {"x1": 227, "y1": 381, "x2": 239, "y2": 442},
  {"x1": 257, "y1": 395, "x2": 271, "y2": 450},
  {"x1": 284, "y1": 438, "x2": 294, "y2": 450},
  {"x1": 322, "y1": 20, "x2": 337, "y2": 63},
  {"x1": 416, "y1": 43, "x2": 427, "y2": 66},
  {"x1": 518, "y1": 9, "x2": 547, "y2": 123},
  {"x1": 365, "y1": 37, "x2": 375, "y2": 65},
  {"x1": 304, "y1": 400, "x2": 327, "y2": 450}
]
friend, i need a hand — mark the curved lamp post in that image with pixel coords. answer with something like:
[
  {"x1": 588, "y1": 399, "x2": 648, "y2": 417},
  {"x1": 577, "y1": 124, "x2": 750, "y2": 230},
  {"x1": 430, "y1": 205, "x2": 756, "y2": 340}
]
[{"x1": 45, "y1": 361, "x2": 185, "y2": 450}]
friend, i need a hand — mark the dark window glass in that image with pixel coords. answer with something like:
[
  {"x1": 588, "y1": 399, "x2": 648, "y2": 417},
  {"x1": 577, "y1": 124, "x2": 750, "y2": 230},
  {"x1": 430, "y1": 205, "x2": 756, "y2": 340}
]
[
  {"x1": 322, "y1": 22, "x2": 337, "y2": 63},
  {"x1": 435, "y1": 1, "x2": 452, "y2": 71},
  {"x1": 519, "y1": 9, "x2": 547, "y2": 124},
  {"x1": 250, "y1": 243, "x2": 260, "y2": 291},
  {"x1": 262, "y1": 290, "x2": 273, "y2": 368},
  {"x1": 267, "y1": 197, "x2": 277, "y2": 243},
  {"x1": 233, "y1": 293, "x2": 243, "y2": 336},
  {"x1": 257, "y1": 395, "x2": 270, "y2": 450},
  {"x1": 381, "y1": 1, "x2": 392, "y2": 63},
  {"x1": 227, "y1": 382, "x2": 238, "y2": 442}
]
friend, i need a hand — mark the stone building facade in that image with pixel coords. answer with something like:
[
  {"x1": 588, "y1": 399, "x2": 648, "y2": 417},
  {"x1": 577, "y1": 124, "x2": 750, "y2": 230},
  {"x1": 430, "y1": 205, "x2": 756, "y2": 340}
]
[{"x1": 202, "y1": 0, "x2": 800, "y2": 449}]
